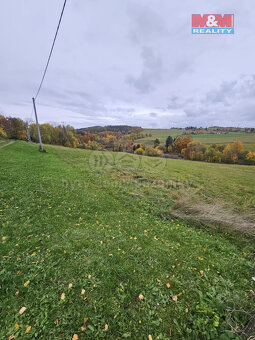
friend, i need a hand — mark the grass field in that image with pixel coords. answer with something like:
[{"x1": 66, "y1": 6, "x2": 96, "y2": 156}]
[
  {"x1": 192, "y1": 134, "x2": 255, "y2": 152},
  {"x1": 136, "y1": 129, "x2": 183, "y2": 147},
  {"x1": 1, "y1": 142, "x2": 255, "y2": 339},
  {"x1": 138, "y1": 129, "x2": 255, "y2": 152}
]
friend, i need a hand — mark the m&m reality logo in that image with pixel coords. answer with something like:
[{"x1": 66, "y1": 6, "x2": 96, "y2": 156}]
[{"x1": 192, "y1": 14, "x2": 234, "y2": 34}]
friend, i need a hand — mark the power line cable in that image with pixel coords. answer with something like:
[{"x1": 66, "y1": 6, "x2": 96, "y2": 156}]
[{"x1": 34, "y1": 0, "x2": 67, "y2": 100}]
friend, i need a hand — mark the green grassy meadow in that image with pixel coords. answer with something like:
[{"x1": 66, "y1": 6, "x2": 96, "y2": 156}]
[
  {"x1": 136, "y1": 129, "x2": 183, "y2": 147},
  {"x1": 0, "y1": 142, "x2": 255, "y2": 339},
  {"x1": 138, "y1": 129, "x2": 255, "y2": 152},
  {"x1": 192, "y1": 134, "x2": 255, "y2": 152}
]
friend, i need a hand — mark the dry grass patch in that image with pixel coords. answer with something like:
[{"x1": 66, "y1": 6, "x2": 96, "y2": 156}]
[{"x1": 171, "y1": 189, "x2": 255, "y2": 238}]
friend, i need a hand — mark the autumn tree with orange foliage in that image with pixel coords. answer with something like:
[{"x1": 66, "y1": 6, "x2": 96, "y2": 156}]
[{"x1": 173, "y1": 136, "x2": 192, "y2": 153}]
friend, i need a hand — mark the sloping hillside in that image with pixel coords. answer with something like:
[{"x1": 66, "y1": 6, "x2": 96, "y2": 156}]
[{"x1": 0, "y1": 142, "x2": 254, "y2": 339}]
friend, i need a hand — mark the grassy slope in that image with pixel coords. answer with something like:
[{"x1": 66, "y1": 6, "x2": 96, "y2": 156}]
[
  {"x1": 0, "y1": 139, "x2": 12, "y2": 148},
  {"x1": 0, "y1": 142, "x2": 254, "y2": 339},
  {"x1": 139, "y1": 129, "x2": 255, "y2": 152}
]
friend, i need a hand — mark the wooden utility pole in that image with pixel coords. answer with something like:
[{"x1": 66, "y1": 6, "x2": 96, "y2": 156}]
[{"x1": 32, "y1": 97, "x2": 43, "y2": 151}]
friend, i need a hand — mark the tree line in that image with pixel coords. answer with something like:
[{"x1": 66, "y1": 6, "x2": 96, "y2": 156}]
[
  {"x1": 0, "y1": 115, "x2": 142, "y2": 150},
  {"x1": 0, "y1": 115, "x2": 77, "y2": 148},
  {"x1": 132, "y1": 135, "x2": 255, "y2": 165},
  {"x1": 1, "y1": 114, "x2": 254, "y2": 165},
  {"x1": 168, "y1": 136, "x2": 255, "y2": 164}
]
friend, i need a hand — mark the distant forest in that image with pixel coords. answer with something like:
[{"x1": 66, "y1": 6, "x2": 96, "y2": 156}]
[{"x1": 76, "y1": 125, "x2": 142, "y2": 135}]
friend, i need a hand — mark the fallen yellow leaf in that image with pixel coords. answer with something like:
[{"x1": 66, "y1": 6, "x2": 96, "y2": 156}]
[
  {"x1": 14, "y1": 323, "x2": 19, "y2": 329},
  {"x1": 138, "y1": 294, "x2": 144, "y2": 300},
  {"x1": 185, "y1": 308, "x2": 189, "y2": 313},
  {"x1": 104, "y1": 324, "x2": 109, "y2": 331},
  {"x1": 19, "y1": 307, "x2": 26, "y2": 315},
  {"x1": 25, "y1": 325, "x2": 31, "y2": 333},
  {"x1": 148, "y1": 335, "x2": 153, "y2": 340},
  {"x1": 68, "y1": 283, "x2": 73, "y2": 289},
  {"x1": 88, "y1": 274, "x2": 91, "y2": 279},
  {"x1": 166, "y1": 283, "x2": 171, "y2": 289},
  {"x1": 8, "y1": 334, "x2": 15, "y2": 340},
  {"x1": 200, "y1": 270, "x2": 204, "y2": 275},
  {"x1": 24, "y1": 280, "x2": 30, "y2": 287},
  {"x1": 61, "y1": 293, "x2": 65, "y2": 300},
  {"x1": 81, "y1": 317, "x2": 88, "y2": 331},
  {"x1": 72, "y1": 333, "x2": 79, "y2": 340},
  {"x1": 81, "y1": 289, "x2": 85, "y2": 295},
  {"x1": 172, "y1": 295, "x2": 178, "y2": 302}
]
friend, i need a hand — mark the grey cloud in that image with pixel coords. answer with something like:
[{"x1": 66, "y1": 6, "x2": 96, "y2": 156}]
[
  {"x1": 182, "y1": 75, "x2": 255, "y2": 125},
  {"x1": 1, "y1": 0, "x2": 255, "y2": 128},
  {"x1": 127, "y1": 3, "x2": 169, "y2": 44},
  {"x1": 126, "y1": 47, "x2": 162, "y2": 93},
  {"x1": 149, "y1": 112, "x2": 157, "y2": 117}
]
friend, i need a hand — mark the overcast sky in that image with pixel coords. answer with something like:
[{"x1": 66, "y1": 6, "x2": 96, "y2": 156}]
[{"x1": 0, "y1": 0, "x2": 255, "y2": 128}]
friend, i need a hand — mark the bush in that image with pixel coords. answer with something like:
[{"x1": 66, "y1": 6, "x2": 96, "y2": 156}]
[
  {"x1": 165, "y1": 136, "x2": 173, "y2": 150},
  {"x1": 222, "y1": 144, "x2": 238, "y2": 163},
  {"x1": 0, "y1": 126, "x2": 7, "y2": 138},
  {"x1": 182, "y1": 142, "x2": 206, "y2": 160},
  {"x1": 154, "y1": 138, "x2": 160, "y2": 147},
  {"x1": 173, "y1": 136, "x2": 192, "y2": 153},
  {"x1": 133, "y1": 144, "x2": 142, "y2": 152},
  {"x1": 145, "y1": 147, "x2": 158, "y2": 157},
  {"x1": 155, "y1": 146, "x2": 163, "y2": 156},
  {"x1": 90, "y1": 141, "x2": 101, "y2": 150},
  {"x1": 246, "y1": 151, "x2": 255, "y2": 164},
  {"x1": 204, "y1": 146, "x2": 222, "y2": 163},
  {"x1": 134, "y1": 147, "x2": 145, "y2": 155}
]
